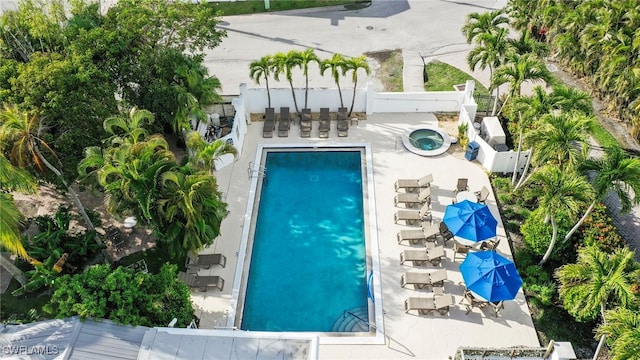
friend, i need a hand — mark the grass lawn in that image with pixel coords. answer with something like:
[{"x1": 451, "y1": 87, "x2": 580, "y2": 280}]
[
  {"x1": 424, "y1": 60, "x2": 490, "y2": 97},
  {"x1": 206, "y1": 0, "x2": 364, "y2": 16},
  {"x1": 589, "y1": 119, "x2": 621, "y2": 150}
]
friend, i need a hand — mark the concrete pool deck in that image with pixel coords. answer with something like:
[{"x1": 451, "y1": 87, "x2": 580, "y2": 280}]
[{"x1": 189, "y1": 112, "x2": 540, "y2": 359}]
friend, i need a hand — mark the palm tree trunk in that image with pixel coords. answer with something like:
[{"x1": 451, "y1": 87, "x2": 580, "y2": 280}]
[
  {"x1": 304, "y1": 75, "x2": 309, "y2": 109},
  {"x1": 512, "y1": 126, "x2": 524, "y2": 185},
  {"x1": 538, "y1": 216, "x2": 557, "y2": 265},
  {"x1": 335, "y1": 78, "x2": 344, "y2": 108},
  {"x1": 265, "y1": 76, "x2": 271, "y2": 108},
  {"x1": 496, "y1": 91, "x2": 512, "y2": 116},
  {"x1": 288, "y1": 80, "x2": 300, "y2": 116},
  {"x1": 593, "y1": 335, "x2": 606, "y2": 360},
  {"x1": 514, "y1": 152, "x2": 533, "y2": 190},
  {"x1": 491, "y1": 86, "x2": 500, "y2": 116},
  {"x1": 0, "y1": 255, "x2": 27, "y2": 286},
  {"x1": 33, "y1": 146, "x2": 101, "y2": 249},
  {"x1": 563, "y1": 200, "x2": 597, "y2": 243},
  {"x1": 349, "y1": 78, "x2": 358, "y2": 117}
]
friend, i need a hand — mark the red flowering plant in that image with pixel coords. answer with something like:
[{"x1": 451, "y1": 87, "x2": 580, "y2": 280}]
[{"x1": 578, "y1": 203, "x2": 625, "y2": 253}]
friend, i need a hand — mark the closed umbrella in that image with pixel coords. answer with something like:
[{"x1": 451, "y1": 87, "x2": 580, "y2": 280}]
[
  {"x1": 459, "y1": 251, "x2": 523, "y2": 302},
  {"x1": 443, "y1": 200, "x2": 497, "y2": 243}
]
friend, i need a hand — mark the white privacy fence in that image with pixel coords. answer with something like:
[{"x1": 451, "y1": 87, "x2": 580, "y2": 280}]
[{"x1": 218, "y1": 80, "x2": 527, "y2": 175}]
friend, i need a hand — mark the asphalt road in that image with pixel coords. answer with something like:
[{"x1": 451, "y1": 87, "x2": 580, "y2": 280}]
[{"x1": 204, "y1": 0, "x2": 508, "y2": 93}]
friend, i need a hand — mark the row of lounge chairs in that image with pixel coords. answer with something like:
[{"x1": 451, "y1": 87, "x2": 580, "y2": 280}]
[
  {"x1": 394, "y1": 174, "x2": 434, "y2": 225},
  {"x1": 393, "y1": 175, "x2": 454, "y2": 316},
  {"x1": 263, "y1": 107, "x2": 290, "y2": 138},
  {"x1": 263, "y1": 107, "x2": 351, "y2": 138},
  {"x1": 178, "y1": 272, "x2": 225, "y2": 292},
  {"x1": 177, "y1": 252, "x2": 227, "y2": 292}
]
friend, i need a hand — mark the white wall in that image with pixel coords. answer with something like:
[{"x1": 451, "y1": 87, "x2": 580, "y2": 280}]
[
  {"x1": 457, "y1": 101, "x2": 529, "y2": 175},
  {"x1": 214, "y1": 84, "x2": 249, "y2": 170},
  {"x1": 244, "y1": 87, "x2": 367, "y2": 114},
  {"x1": 367, "y1": 89, "x2": 464, "y2": 114},
  {"x1": 219, "y1": 79, "x2": 526, "y2": 174}
]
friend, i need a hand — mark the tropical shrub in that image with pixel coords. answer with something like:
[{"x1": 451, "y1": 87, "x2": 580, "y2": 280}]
[
  {"x1": 514, "y1": 247, "x2": 555, "y2": 306},
  {"x1": 44, "y1": 263, "x2": 194, "y2": 327},
  {"x1": 12, "y1": 206, "x2": 104, "y2": 295},
  {"x1": 520, "y1": 208, "x2": 573, "y2": 260}
]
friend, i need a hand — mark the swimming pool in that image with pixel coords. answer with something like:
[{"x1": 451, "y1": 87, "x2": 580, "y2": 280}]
[{"x1": 240, "y1": 149, "x2": 368, "y2": 332}]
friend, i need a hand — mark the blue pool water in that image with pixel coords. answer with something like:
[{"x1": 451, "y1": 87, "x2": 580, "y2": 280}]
[{"x1": 241, "y1": 150, "x2": 367, "y2": 332}]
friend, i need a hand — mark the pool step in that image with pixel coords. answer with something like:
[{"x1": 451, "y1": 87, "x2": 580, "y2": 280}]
[{"x1": 330, "y1": 306, "x2": 370, "y2": 333}]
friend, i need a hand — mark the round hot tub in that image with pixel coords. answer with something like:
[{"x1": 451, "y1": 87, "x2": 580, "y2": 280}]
[{"x1": 401, "y1": 126, "x2": 451, "y2": 156}]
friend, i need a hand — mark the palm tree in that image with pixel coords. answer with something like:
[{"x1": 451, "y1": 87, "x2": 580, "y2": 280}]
[
  {"x1": 563, "y1": 146, "x2": 640, "y2": 243},
  {"x1": 185, "y1": 131, "x2": 238, "y2": 174},
  {"x1": 467, "y1": 27, "x2": 511, "y2": 115},
  {"x1": 508, "y1": 85, "x2": 593, "y2": 186},
  {"x1": 79, "y1": 135, "x2": 176, "y2": 225},
  {"x1": 0, "y1": 104, "x2": 96, "y2": 234},
  {"x1": 295, "y1": 49, "x2": 320, "y2": 109},
  {"x1": 492, "y1": 52, "x2": 553, "y2": 113},
  {"x1": 527, "y1": 166, "x2": 594, "y2": 265},
  {"x1": 461, "y1": 9, "x2": 509, "y2": 44},
  {"x1": 173, "y1": 61, "x2": 223, "y2": 135},
  {"x1": 507, "y1": 30, "x2": 550, "y2": 58},
  {"x1": 158, "y1": 166, "x2": 228, "y2": 254},
  {"x1": 596, "y1": 308, "x2": 640, "y2": 360},
  {"x1": 320, "y1": 53, "x2": 347, "y2": 108},
  {"x1": 549, "y1": 84, "x2": 593, "y2": 115},
  {"x1": 343, "y1": 55, "x2": 370, "y2": 117},
  {"x1": 79, "y1": 107, "x2": 176, "y2": 225},
  {"x1": 530, "y1": 112, "x2": 591, "y2": 170},
  {"x1": 273, "y1": 50, "x2": 302, "y2": 116},
  {"x1": 0, "y1": 155, "x2": 36, "y2": 259},
  {"x1": 556, "y1": 245, "x2": 640, "y2": 321},
  {"x1": 103, "y1": 106, "x2": 154, "y2": 145},
  {"x1": 0, "y1": 193, "x2": 28, "y2": 258},
  {"x1": 249, "y1": 55, "x2": 274, "y2": 108},
  {"x1": 516, "y1": 111, "x2": 592, "y2": 190}
]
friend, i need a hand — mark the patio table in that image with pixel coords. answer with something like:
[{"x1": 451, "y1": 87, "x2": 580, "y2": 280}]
[{"x1": 456, "y1": 191, "x2": 477, "y2": 203}]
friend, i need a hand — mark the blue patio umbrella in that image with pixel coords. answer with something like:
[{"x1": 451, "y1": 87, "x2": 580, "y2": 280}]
[
  {"x1": 459, "y1": 251, "x2": 523, "y2": 302},
  {"x1": 443, "y1": 200, "x2": 497, "y2": 243}
]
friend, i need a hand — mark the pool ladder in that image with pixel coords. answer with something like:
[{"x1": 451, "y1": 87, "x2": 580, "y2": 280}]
[{"x1": 247, "y1": 162, "x2": 267, "y2": 180}]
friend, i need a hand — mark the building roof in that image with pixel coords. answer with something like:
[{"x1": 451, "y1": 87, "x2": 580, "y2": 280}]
[
  {"x1": 139, "y1": 328, "x2": 317, "y2": 360},
  {"x1": 0, "y1": 317, "x2": 148, "y2": 360},
  {"x1": 0, "y1": 318, "x2": 317, "y2": 360}
]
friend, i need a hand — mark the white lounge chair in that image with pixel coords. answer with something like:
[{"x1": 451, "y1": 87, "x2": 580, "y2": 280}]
[
  {"x1": 394, "y1": 203, "x2": 432, "y2": 225},
  {"x1": 404, "y1": 293, "x2": 454, "y2": 315},
  {"x1": 395, "y1": 174, "x2": 433, "y2": 193},
  {"x1": 400, "y1": 245, "x2": 445, "y2": 266},
  {"x1": 397, "y1": 221, "x2": 439, "y2": 245},
  {"x1": 394, "y1": 187, "x2": 431, "y2": 208},
  {"x1": 401, "y1": 269, "x2": 447, "y2": 289}
]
